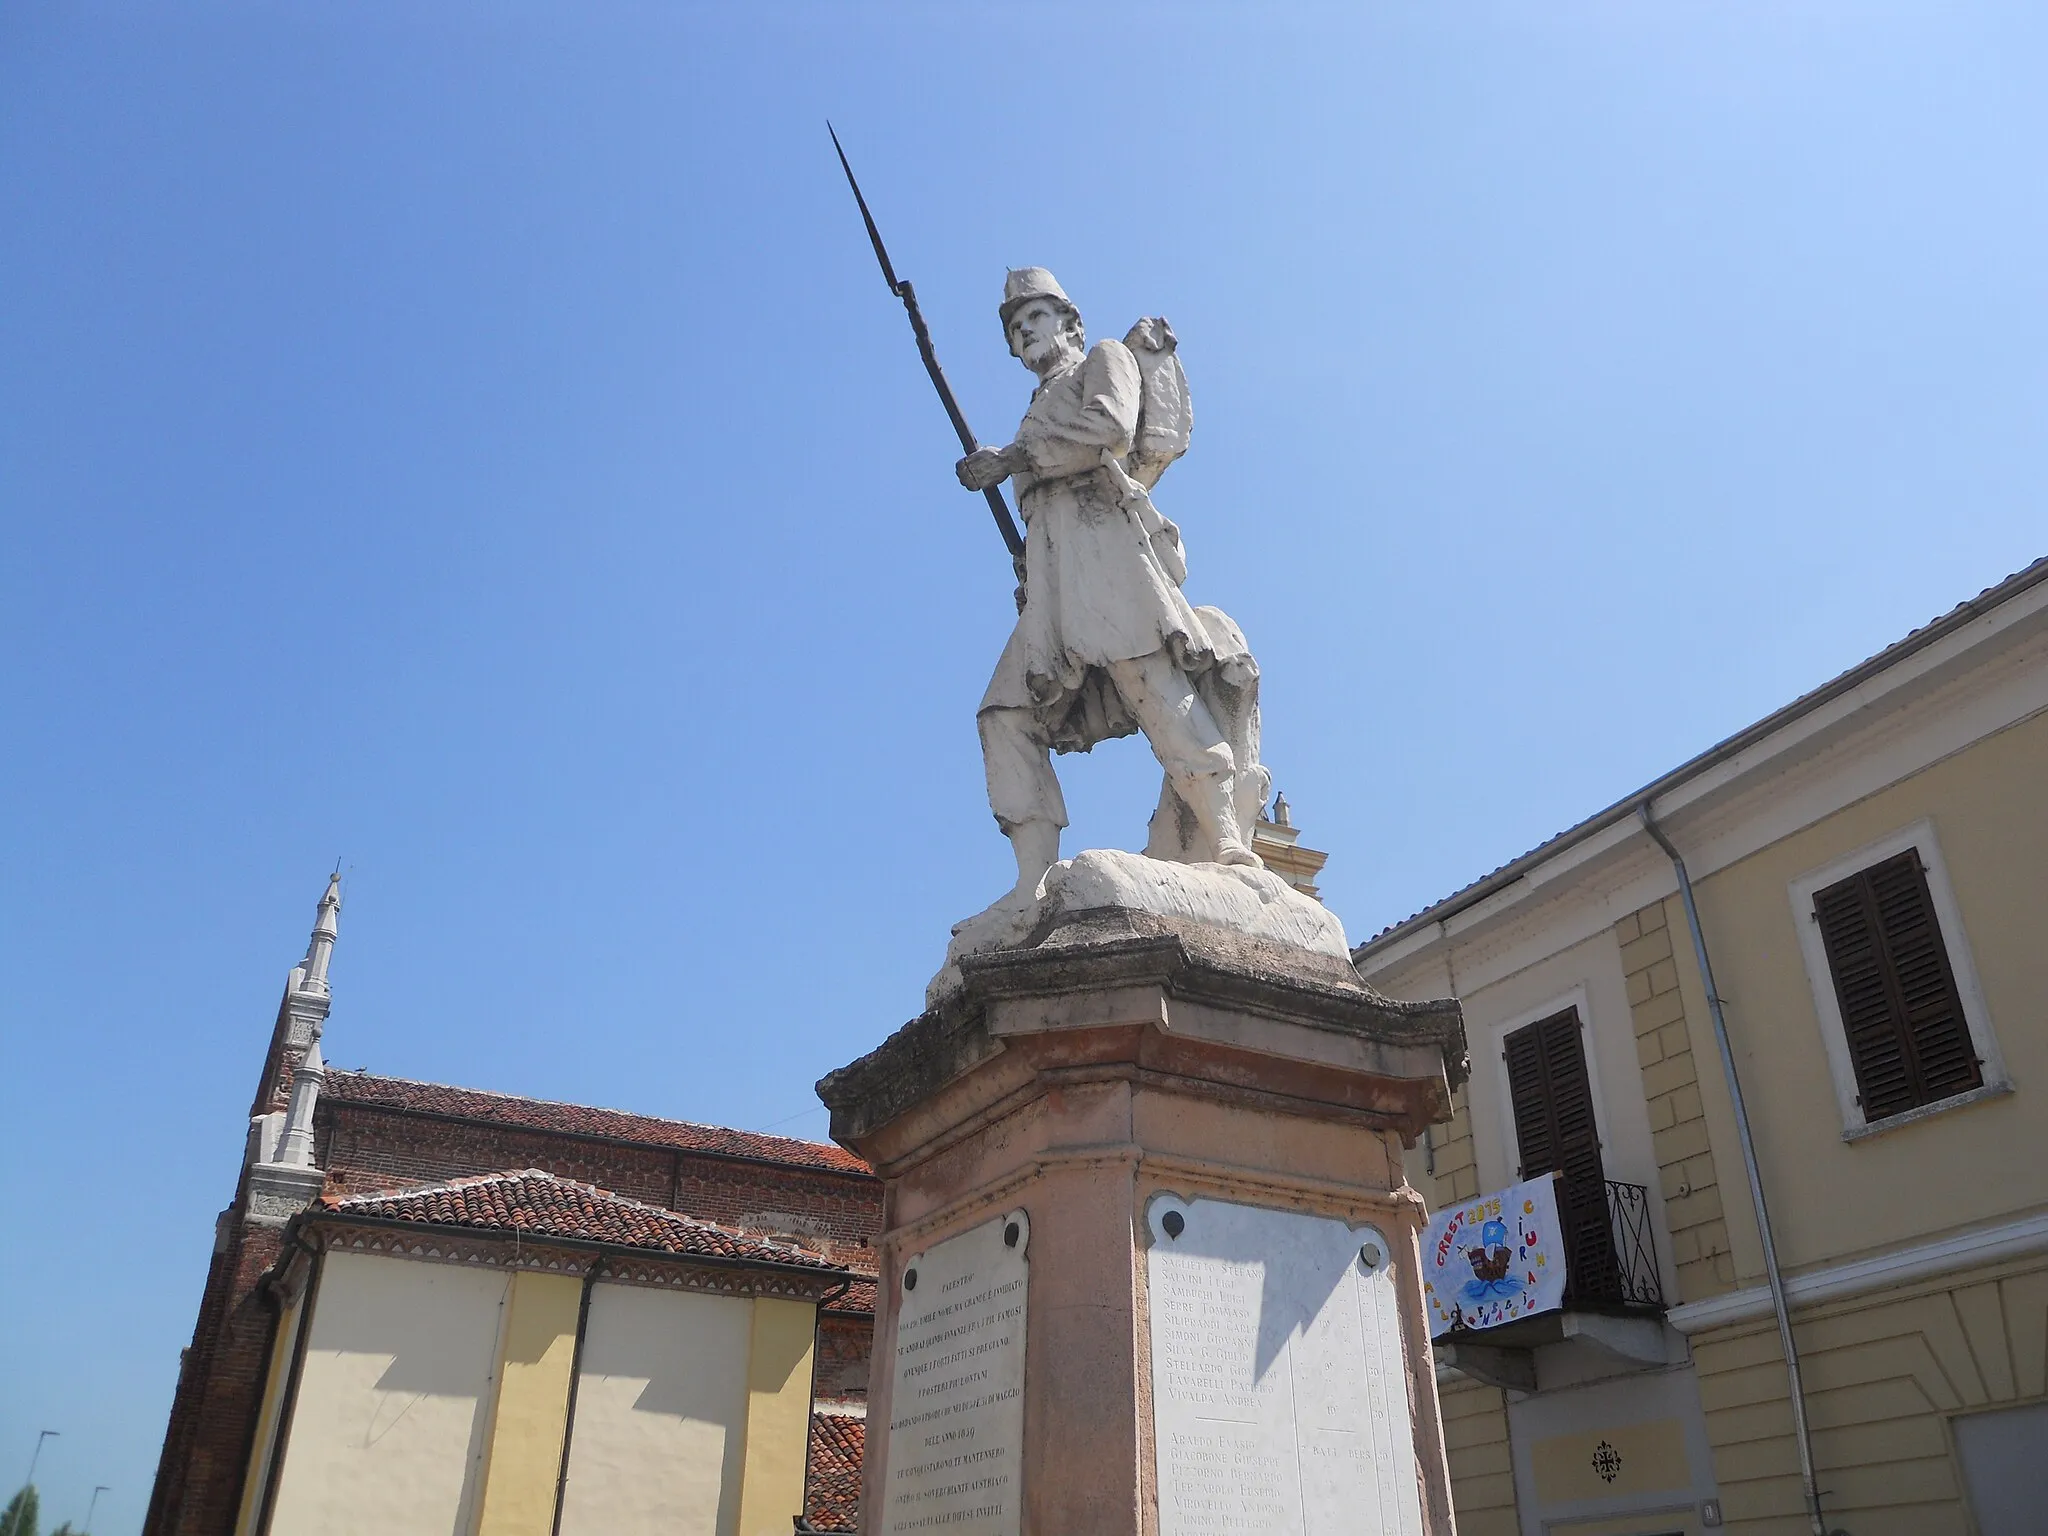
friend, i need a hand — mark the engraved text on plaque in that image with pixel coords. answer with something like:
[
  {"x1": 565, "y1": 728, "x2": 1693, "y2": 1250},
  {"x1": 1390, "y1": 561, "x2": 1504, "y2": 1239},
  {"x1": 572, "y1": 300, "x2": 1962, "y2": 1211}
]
[{"x1": 882, "y1": 1211, "x2": 1029, "y2": 1536}]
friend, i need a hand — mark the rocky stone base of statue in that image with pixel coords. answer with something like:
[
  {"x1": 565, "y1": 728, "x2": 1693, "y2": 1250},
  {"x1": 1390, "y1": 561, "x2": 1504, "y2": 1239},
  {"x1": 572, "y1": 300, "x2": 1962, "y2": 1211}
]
[{"x1": 927, "y1": 846, "x2": 1351, "y2": 1008}]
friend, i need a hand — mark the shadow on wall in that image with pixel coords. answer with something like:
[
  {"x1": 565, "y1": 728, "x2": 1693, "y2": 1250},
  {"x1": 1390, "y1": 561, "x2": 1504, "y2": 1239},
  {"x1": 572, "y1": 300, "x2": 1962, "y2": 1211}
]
[
  {"x1": 277, "y1": 1254, "x2": 505, "y2": 1534},
  {"x1": 559, "y1": 1284, "x2": 752, "y2": 1536},
  {"x1": 362, "y1": 1270, "x2": 510, "y2": 1528}
]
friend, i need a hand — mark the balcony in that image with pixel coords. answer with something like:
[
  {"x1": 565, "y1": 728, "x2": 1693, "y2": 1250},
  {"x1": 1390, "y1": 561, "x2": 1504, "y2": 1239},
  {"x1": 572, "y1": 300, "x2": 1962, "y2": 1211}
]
[
  {"x1": 1432, "y1": 1178, "x2": 1670, "y2": 1395},
  {"x1": 1562, "y1": 1178, "x2": 1664, "y2": 1313}
]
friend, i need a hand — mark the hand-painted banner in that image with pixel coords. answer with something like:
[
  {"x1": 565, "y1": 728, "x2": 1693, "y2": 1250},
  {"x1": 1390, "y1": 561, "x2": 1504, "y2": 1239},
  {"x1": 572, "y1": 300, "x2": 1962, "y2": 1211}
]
[{"x1": 1421, "y1": 1175, "x2": 1568, "y2": 1337}]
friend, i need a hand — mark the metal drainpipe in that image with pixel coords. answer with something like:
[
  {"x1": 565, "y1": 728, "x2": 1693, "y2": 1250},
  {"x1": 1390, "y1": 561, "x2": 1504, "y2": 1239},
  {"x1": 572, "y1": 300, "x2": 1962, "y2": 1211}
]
[
  {"x1": 1638, "y1": 804, "x2": 1832, "y2": 1536},
  {"x1": 792, "y1": 1274, "x2": 857, "y2": 1535},
  {"x1": 253, "y1": 1233, "x2": 325, "y2": 1536}
]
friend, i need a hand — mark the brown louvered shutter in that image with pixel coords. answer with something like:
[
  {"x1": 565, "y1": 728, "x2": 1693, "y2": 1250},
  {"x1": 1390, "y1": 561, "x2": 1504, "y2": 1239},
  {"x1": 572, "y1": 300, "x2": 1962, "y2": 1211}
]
[
  {"x1": 1812, "y1": 848, "x2": 1981, "y2": 1121},
  {"x1": 1503, "y1": 1008, "x2": 1616, "y2": 1302}
]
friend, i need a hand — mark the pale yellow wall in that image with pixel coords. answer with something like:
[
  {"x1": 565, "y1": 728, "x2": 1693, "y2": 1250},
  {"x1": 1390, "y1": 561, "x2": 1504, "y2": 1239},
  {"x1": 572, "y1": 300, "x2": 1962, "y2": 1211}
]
[
  {"x1": 1690, "y1": 709, "x2": 2048, "y2": 1273},
  {"x1": 232, "y1": 1289, "x2": 302, "y2": 1536},
  {"x1": 1530, "y1": 1416, "x2": 1689, "y2": 1505},
  {"x1": 475, "y1": 1271, "x2": 583, "y2": 1536},
  {"x1": 1693, "y1": 1255, "x2": 2048, "y2": 1535},
  {"x1": 557, "y1": 1282, "x2": 752, "y2": 1536},
  {"x1": 1410, "y1": 1084, "x2": 1479, "y2": 1207},
  {"x1": 266, "y1": 1249, "x2": 506, "y2": 1536},
  {"x1": 735, "y1": 1298, "x2": 817, "y2": 1536},
  {"x1": 1438, "y1": 1377, "x2": 1517, "y2": 1536},
  {"x1": 1616, "y1": 898, "x2": 1768, "y2": 1306}
]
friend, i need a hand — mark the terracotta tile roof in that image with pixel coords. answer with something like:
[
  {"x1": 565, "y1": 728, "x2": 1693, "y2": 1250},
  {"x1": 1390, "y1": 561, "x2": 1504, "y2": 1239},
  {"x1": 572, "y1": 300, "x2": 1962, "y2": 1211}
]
[
  {"x1": 827, "y1": 1276, "x2": 877, "y2": 1317},
  {"x1": 324, "y1": 1070, "x2": 872, "y2": 1176},
  {"x1": 1357, "y1": 555, "x2": 2048, "y2": 950},
  {"x1": 322, "y1": 1169, "x2": 845, "y2": 1270},
  {"x1": 805, "y1": 1410, "x2": 865, "y2": 1532}
]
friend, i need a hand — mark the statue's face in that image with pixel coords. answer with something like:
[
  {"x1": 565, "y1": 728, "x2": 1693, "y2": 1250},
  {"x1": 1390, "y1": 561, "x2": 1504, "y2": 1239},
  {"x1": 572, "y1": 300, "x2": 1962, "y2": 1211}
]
[{"x1": 1007, "y1": 299, "x2": 1080, "y2": 375}]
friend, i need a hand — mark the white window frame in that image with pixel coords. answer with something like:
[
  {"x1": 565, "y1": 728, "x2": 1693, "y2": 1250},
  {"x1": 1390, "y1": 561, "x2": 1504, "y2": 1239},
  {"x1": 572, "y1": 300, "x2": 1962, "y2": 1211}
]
[
  {"x1": 1787, "y1": 817, "x2": 2010, "y2": 1140},
  {"x1": 1487, "y1": 984, "x2": 1614, "y2": 1186}
]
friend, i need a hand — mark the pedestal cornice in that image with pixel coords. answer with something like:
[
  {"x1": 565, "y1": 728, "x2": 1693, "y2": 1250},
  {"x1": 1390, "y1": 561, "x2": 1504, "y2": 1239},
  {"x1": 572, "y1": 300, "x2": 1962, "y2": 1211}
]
[{"x1": 819, "y1": 909, "x2": 1468, "y2": 1167}]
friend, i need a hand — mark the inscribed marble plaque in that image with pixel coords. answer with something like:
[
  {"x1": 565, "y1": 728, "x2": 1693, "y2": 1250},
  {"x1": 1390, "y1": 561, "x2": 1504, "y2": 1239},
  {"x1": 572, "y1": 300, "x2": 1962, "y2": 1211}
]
[
  {"x1": 881, "y1": 1211, "x2": 1029, "y2": 1536},
  {"x1": 1146, "y1": 1195, "x2": 1423, "y2": 1536}
]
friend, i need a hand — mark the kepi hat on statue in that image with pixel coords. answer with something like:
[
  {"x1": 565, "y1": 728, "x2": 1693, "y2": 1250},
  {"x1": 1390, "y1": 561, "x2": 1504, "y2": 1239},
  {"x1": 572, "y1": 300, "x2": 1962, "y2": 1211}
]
[{"x1": 1000, "y1": 266, "x2": 1075, "y2": 328}]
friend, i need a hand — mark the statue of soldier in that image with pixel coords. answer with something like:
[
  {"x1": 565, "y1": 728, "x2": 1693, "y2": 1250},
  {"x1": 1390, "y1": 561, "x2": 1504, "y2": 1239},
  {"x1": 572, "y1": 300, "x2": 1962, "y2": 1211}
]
[{"x1": 956, "y1": 268, "x2": 1270, "y2": 900}]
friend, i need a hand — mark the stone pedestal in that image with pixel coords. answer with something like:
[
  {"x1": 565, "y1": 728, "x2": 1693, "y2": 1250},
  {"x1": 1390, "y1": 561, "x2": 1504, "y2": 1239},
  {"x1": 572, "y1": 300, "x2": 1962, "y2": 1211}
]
[{"x1": 818, "y1": 902, "x2": 1468, "y2": 1535}]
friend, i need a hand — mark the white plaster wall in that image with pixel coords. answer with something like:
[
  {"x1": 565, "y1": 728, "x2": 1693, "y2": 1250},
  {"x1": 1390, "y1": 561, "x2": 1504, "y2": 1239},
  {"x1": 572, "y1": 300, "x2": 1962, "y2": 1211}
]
[
  {"x1": 557, "y1": 1283, "x2": 752, "y2": 1536},
  {"x1": 268, "y1": 1250, "x2": 507, "y2": 1535}
]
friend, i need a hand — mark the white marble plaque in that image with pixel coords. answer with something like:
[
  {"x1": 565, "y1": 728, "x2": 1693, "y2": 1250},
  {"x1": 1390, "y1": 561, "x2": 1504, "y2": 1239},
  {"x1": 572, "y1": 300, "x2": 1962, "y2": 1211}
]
[
  {"x1": 1146, "y1": 1195, "x2": 1423, "y2": 1536},
  {"x1": 881, "y1": 1211, "x2": 1029, "y2": 1536}
]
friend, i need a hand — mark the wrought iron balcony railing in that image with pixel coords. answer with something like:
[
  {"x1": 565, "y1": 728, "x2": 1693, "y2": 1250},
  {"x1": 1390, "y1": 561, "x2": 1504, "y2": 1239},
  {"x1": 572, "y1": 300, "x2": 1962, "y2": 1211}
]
[{"x1": 1559, "y1": 1178, "x2": 1664, "y2": 1312}]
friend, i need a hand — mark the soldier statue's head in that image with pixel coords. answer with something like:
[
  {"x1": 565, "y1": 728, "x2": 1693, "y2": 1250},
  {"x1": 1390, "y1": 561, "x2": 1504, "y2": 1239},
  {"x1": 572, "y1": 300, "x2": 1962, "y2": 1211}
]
[{"x1": 1001, "y1": 267, "x2": 1086, "y2": 378}]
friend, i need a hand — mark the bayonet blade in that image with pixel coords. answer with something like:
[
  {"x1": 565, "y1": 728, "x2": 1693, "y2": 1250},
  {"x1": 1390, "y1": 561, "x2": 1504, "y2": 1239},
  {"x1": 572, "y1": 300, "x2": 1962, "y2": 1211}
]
[
  {"x1": 828, "y1": 124, "x2": 1027, "y2": 563},
  {"x1": 828, "y1": 121, "x2": 902, "y2": 296}
]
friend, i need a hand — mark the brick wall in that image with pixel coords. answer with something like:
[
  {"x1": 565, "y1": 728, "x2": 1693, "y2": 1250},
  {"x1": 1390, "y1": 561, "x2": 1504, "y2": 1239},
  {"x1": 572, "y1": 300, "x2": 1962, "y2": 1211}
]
[
  {"x1": 1618, "y1": 897, "x2": 1735, "y2": 1304},
  {"x1": 142, "y1": 1229, "x2": 230, "y2": 1536},
  {"x1": 317, "y1": 1102, "x2": 882, "y2": 1266},
  {"x1": 816, "y1": 1311, "x2": 873, "y2": 1401},
  {"x1": 142, "y1": 1217, "x2": 287, "y2": 1536},
  {"x1": 319, "y1": 1107, "x2": 677, "y2": 1205},
  {"x1": 146, "y1": 977, "x2": 307, "y2": 1536}
]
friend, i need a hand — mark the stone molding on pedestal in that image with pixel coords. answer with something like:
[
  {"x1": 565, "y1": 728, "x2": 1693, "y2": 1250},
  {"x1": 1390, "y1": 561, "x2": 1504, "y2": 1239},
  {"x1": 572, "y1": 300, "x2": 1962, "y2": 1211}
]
[
  {"x1": 818, "y1": 898, "x2": 1469, "y2": 1535},
  {"x1": 830, "y1": 901, "x2": 1467, "y2": 1158}
]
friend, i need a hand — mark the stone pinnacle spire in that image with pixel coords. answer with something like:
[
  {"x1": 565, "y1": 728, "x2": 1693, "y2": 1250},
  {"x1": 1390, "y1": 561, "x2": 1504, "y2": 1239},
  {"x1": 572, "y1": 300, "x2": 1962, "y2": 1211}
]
[
  {"x1": 275, "y1": 1037, "x2": 326, "y2": 1168},
  {"x1": 247, "y1": 873, "x2": 344, "y2": 1216},
  {"x1": 299, "y1": 870, "x2": 342, "y2": 994},
  {"x1": 251, "y1": 871, "x2": 344, "y2": 1120}
]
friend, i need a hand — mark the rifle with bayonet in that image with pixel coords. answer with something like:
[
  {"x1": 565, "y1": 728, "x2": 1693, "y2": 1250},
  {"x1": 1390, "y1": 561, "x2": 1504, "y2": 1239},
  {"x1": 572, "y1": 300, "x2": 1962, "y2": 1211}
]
[{"x1": 828, "y1": 124, "x2": 1027, "y2": 569}]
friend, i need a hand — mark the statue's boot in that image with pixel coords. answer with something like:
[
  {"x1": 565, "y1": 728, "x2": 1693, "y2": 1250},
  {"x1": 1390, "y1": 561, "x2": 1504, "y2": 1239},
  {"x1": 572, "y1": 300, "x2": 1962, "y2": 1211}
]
[
  {"x1": 1187, "y1": 774, "x2": 1262, "y2": 869},
  {"x1": 1004, "y1": 817, "x2": 1062, "y2": 900}
]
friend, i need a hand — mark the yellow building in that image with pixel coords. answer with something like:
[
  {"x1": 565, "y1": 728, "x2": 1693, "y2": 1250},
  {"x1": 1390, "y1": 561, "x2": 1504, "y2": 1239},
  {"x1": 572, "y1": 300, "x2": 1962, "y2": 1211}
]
[
  {"x1": 236, "y1": 1170, "x2": 847, "y2": 1536},
  {"x1": 147, "y1": 871, "x2": 881, "y2": 1536},
  {"x1": 1356, "y1": 559, "x2": 2048, "y2": 1536}
]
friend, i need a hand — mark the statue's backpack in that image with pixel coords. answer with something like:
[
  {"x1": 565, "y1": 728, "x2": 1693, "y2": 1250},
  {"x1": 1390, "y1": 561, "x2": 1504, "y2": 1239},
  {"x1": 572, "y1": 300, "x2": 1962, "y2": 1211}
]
[
  {"x1": 1122, "y1": 317, "x2": 1193, "y2": 490},
  {"x1": 1109, "y1": 317, "x2": 1195, "y2": 586}
]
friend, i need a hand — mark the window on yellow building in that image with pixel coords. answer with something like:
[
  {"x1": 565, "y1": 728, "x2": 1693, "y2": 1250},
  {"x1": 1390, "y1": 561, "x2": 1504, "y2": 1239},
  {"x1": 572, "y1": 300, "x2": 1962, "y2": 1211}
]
[
  {"x1": 1503, "y1": 1007, "x2": 1619, "y2": 1299},
  {"x1": 1792, "y1": 821, "x2": 2009, "y2": 1137},
  {"x1": 1811, "y1": 848, "x2": 1983, "y2": 1121}
]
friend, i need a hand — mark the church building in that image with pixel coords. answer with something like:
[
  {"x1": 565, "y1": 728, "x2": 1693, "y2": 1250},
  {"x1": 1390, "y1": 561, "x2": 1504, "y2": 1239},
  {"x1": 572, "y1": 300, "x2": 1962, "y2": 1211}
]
[
  {"x1": 143, "y1": 818, "x2": 1327, "y2": 1536},
  {"x1": 142, "y1": 875, "x2": 879, "y2": 1536}
]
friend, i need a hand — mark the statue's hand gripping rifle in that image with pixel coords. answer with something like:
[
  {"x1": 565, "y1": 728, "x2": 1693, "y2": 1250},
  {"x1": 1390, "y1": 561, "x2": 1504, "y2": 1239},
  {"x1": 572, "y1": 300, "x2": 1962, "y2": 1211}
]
[{"x1": 829, "y1": 125, "x2": 1028, "y2": 579}]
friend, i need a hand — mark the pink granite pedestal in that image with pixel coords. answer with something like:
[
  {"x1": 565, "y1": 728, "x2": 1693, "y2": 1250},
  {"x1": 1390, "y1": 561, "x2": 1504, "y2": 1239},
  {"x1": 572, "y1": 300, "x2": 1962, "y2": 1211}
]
[{"x1": 818, "y1": 907, "x2": 1469, "y2": 1536}]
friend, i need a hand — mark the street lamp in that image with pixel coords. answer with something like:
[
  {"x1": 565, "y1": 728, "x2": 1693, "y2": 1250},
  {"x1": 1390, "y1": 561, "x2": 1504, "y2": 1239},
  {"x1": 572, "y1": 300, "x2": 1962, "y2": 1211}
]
[
  {"x1": 22, "y1": 1433, "x2": 58, "y2": 1490},
  {"x1": 22, "y1": 1433, "x2": 58, "y2": 1487},
  {"x1": 84, "y1": 1487, "x2": 109, "y2": 1534}
]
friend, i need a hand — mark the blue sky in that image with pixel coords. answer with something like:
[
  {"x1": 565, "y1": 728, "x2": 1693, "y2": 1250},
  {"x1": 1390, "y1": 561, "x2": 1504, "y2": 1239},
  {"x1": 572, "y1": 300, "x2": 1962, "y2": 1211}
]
[{"x1": 2, "y1": 3, "x2": 2042, "y2": 1527}]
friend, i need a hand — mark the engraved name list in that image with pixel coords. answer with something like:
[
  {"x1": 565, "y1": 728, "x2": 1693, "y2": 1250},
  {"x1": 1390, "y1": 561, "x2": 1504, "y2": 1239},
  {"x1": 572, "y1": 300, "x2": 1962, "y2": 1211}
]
[{"x1": 881, "y1": 1211, "x2": 1030, "y2": 1536}]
